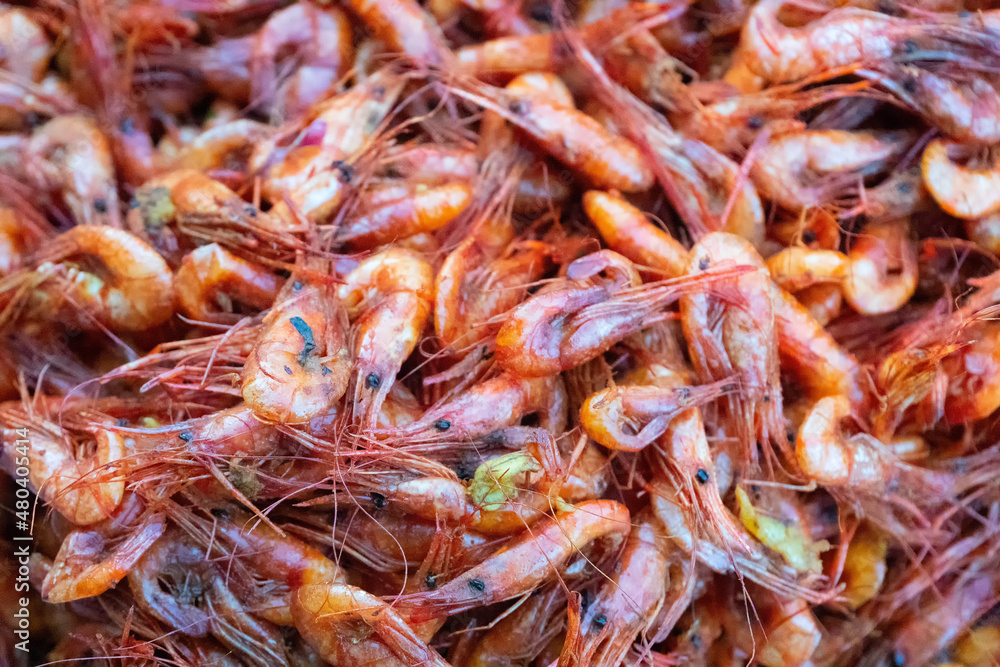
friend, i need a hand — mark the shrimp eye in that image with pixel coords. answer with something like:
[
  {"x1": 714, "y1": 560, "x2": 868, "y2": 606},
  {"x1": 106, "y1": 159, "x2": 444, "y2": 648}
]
[
  {"x1": 366, "y1": 373, "x2": 381, "y2": 389},
  {"x1": 245, "y1": 205, "x2": 257, "y2": 218},
  {"x1": 508, "y1": 98, "x2": 529, "y2": 116},
  {"x1": 119, "y1": 118, "x2": 134, "y2": 134},
  {"x1": 371, "y1": 492, "x2": 386, "y2": 509},
  {"x1": 698, "y1": 257, "x2": 710, "y2": 270},
  {"x1": 433, "y1": 419, "x2": 451, "y2": 431},
  {"x1": 293, "y1": 281, "x2": 303, "y2": 291},
  {"x1": 210, "y1": 507, "x2": 230, "y2": 519},
  {"x1": 116, "y1": 418, "x2": 129, "y2": 427},
  {"x1": 178, "y1": 431, "x2": 194, "y2": 443},
  {"x1": 93, "y1": 198, "x2": 108, "y2": 213},
  {"x1": 468, "y1": 578, "x2": 486, "y2": 593},
  {"x1": 802, "y1": 229, "x2": 817, "y2": 244},
  {"x1": 695, "y1": 469, "x2": 710, "y2": 485},
  {"x1": 425, "y1": 572, "x2": 438, "y2": 590},
  {"x1": 528, "y1": 2, "x2": 552, "y2": 23},
  {"x1": 746, "y1": 115, "x2": 763, "y2": 130},
  {"x1": 331, "y1": 160, "x2": 353, "y2": 183},
  {"x1": 592, "y1": 614, "x2": 607, "y2": 630}
]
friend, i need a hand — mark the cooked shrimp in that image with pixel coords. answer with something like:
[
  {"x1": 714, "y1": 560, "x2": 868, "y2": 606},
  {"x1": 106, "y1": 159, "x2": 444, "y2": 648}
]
[
  {"x1": 24, "y1": 226, "x2": 174, "y2": 331},
  {"x1": 242, "y1": 278, "x2": 352, "y2": 424},
  {"x1": 922, "y1": 138, "x2": 1000, "y2": 219},
  {"x1": 751, "y1": 130, "x2": 913, "y2": 212},
  {"x1": 249, "y1": 2, "x2": 353, "y2": 121},
  {"x1": 124, "y1": 404, "x2": 280, "y2": 457},
  {"x1": 842, "y1": 222, "x2": 917, "y2": 315},
  {"x1": 338, "y1": 248, "x2": 434, "y2": 430},
  {"x1": 681, "y1": 232, "x2": 788, "y2": 465},
  {"x1": 401, "y1": 371, "x2": 567, "y2": 441},
  {"x1": 128, "y1": 528, "x2": 213, "y2": 636},
  {"x1": 756, "y1": 595, "x2": 822, "y2": 667},
  {"x1": 292, "y1": 583, "x2": 450, "y2": 667},
  {"x1": 583, "y1": 190, "x2": 688, "y2": 279},
  {"x1": 726, "y1": 0, "x2": 902, "y2": 91},
  {"x1": 333, "y1": 182, "x2": 473, "y2": 249},
  {"x1": 0, "y1": 8, "x2": 52, "y2": 82},
  {"x1": 397, "y1": 500, "x2": 630, "y2": 621},
  {"x1": 42, "y1": 506, "x2": 166, "y2": 603},
  {"x1": 174, "y1": 244, "x2": 282, "y2": 325},
  {"x1": 795, "y1": 282, "x2": 843, "y2": 326},
  {"x1": 766, "y1": 247, "x2": 848, "y2": 293},
  {"x1": 169, "y1": 119, "x2": 275, "y2": 173},
  {"x1": 497, "y1": 250, "x2": 748, "y2": 377},
  {"x1": 25, "y1": 114, "x2": 121, "y2": 227},
  {"x1": 466, "y1": 586, "x2": 565, "y2": 667},
  {"x1": 841, "y1": 522, "x2": 888, "y2": 608},
  {"x1": 453, "y1": 80, "x2": 654, "y2": 192},
  {"x1": 345, "y1": 0, "x2": 453, "y2": 68},
  {"x1": 965, "y1": 212, "x2": 1000, "y2": 255}
]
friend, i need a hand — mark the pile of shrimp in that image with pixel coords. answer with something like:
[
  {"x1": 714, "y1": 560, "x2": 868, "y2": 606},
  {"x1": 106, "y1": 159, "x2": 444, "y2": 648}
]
[{"x1": 5, "y1": 0, "x2": 1000, "y2": 665}]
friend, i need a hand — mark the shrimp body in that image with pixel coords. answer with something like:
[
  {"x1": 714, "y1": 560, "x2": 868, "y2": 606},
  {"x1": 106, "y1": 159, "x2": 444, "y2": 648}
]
[
  {"x1": 796, "y1": 396, "x2": 889, "y2": 489},
  {"x1": 292, "y1": 583, "x2": 450, "y2": 667},
  {"x1": 842, "y1": 222, "x2": 917, "y2": 315},
  {"x1": 580, "y1": 380, "x2": 735, "y2": 452},
  {"x1": 681, "y1": 233, "x2": 787, "y2": 463},
  {"x1": 584, "y1": 190, "x2": 688, "y2": 279},
  {"x1": 766, "y1": 247, "x2": 848, "y2": 293},
  {"x1": 25, "y1": 115, "x2": 120, "y2": 227},
  {"x1": 0, "y1": 8, "x2": 52, "y2": 82},
  {"x1": 402, "y1": 371, "x2": 567, "y2": 440},
  {"x1": 466, "y1": 587, "x2": 565, "y2": 667},
  {"x1": 922, "y1": 138, "x2": 1000, "y2": 218},
  {"x1": 26, "y1": 226, "x2": 174, "y2": 332},
  {"x1": 338, "y1": 249, "x2": 434, "y2": 429},
  {"x1": 334, "y1": 183, "x2": 473, "y2": 249},
  {"x1": 174, "y1": 244, "x2": 282, "y2": 325},
  {"x1": 242, "y1": 280, "x2": 351, "y2": 424},
  {"x1": 346, "y1": 0, "x2": 453, "y2": 67},
  {"x1": 398, "y1": 500, "x2": 630, "y2": 621},
  {"x1": 42, "y1": 510, "x2": 167, "y2": 603},
  {"x1": 128, "y1": 405, "x2": 280, "y2": 457},
  {"x1": 751, "y1": 130, "x2": 912, "y2": 211},
  {"x1": 727, "y1": 0, "x2": 900, "y2": 90}
]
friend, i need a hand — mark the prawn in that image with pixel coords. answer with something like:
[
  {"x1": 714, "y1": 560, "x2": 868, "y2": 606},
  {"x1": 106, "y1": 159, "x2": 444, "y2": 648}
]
[
  {"x1": 173, "y1": 243, "x2": 282, "y2": 325},
  {"x1": 0, "y1": 8, "x2": 52, "y2": 82},
  {"x1": 42, "y1": 501, "x2": 167, "y2": 603},
  {"x1": 842, "y1": 222, "x2": 917, "y2": 315},
  {"x1": 292, "y1": 583, "x2": 450, "y2": 667},
  {"x1": 242, "y1": 277, "x2": 352, "y2": 424},
  {"x1": 400, "y1": 371, "x2": 568, "y2": 441},
  {"x1": 750, "y1": 129, "x2": 914, "y2": 212},
  {"x1": 681, "y1": 232, "x2": 789, "y2": 466},
  {"x1": 496, "y1": 250, "x2": 750, "y2": 377},
  {"x1": 345, "y1": 0, "x2": 454, "y2": 68},
  {"x1": 338, "y1": 248, "x2": 434, "y2": 430},
  {"x1": 922, "y1": 138, "x2": 1000, "y2": 219},
  {"x1": 24, "y1": 114, "x2": 121, "y2": 228},
  {"x1": 397, "y1": 499, "x2": 630, "y2": 621},
  {"x1": 249, "y1": 2, "x2": 354, "y2": 121},
  {"x1": 465, "y1": 586, "x2": 565, "y2": 667},
  {"x1": 14, "y1": 225, "x2": 175, "y2": 332}
]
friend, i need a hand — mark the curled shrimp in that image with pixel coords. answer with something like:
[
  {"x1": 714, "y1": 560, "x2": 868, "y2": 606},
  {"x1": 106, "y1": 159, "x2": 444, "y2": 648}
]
[
  {"x1": 726, "y1": 0, "x2": 902, "y2": 91},
  {"x1": 766, "y1": 247, "x2": 848, "y2": 293},
  {"x1": 397, "y1": 499, "x2": 630, "y2": 621},
  {"x1": 42, "y1": 502, "x2": 166, "y2": 603},
  {"x1": 345, "y1": 0, "x2": 454, "y2": 68},
  {"x1": 23, "y1": 226, "x2": 175, "y2": 332},
  {"x1": 173, "y1": 243, "x2": 282, "y2": 325},
  {"x1": 751, "y1": 129, "x2": 914, "y2": 212},
  {"x1": 842, "y1": 222, "x2": 917, "y2": 315},
  {"x1": 580, "y1": 379, "x2": 736, "y2": 452},
  {"x1": 0, "y1": 8, "x2": 53, "y2": 82},
  {"x1": 249, "y1": 2, "x2": 353, "y2": 121},
  {"x1": 168, "y1": 119, "x2": 275, "y2": 173},
  {"x1": 338, "y1": 248, "x2": 434, "y2": 429},
  {"x1": 681, "y1": 232, "x2": 788, "y2": 465},
  {"x1": 242, "y1": 278, "x2": 352, "y2": 424},
  {"x1": 922, "y1": 138, "x2": 1000, "y2": 219},
  {"x1": 25, "y1": 114, "x2": 120, "y2": 227},
  {"x1": 292, "y1": 583, "x2": 450, "y2": 667}
]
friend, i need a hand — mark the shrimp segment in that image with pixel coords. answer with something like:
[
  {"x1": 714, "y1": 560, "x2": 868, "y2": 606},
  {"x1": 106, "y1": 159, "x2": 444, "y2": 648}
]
[
  {"x1": 922, "y1": 138, "x2": 1000, "y2": 219},
  {"x1": 339, "y1": 249, "x2": 434, "y2": 429},
  {"x1": 842, "y1": 222, "x2": 917, "y2": 315},
  {"x1": 584, "y1": 190, "x2": 688, "y2": 278},
  {"x1": 173, "y1": 244, "x2": 282, "y2": 325},
  {"x1": 242, "y1": 280, "x2": 351, "y2": 424},
  {"x1": 398, "y1": 500, "x2": 630, "y2": 621}
]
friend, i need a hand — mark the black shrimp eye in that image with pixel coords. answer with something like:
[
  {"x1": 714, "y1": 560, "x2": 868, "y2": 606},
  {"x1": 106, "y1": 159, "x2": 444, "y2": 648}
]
[
  {"x1": 508, "y1": 98, "x2": 528, "y2": 115},
  {"x1": 698, "y1": 257, "x2": 710, "y2": 270},
  {"x1": 592, "y1": 614, "x2": 608, "y2": 629},
  {"x1": 93, "y1": 198, "x2": 108, "y2": 213},
  {"x1": 802, "y1": 229, "x2": 818, "y2": 244},
  {"x1": 746, "y1": 115, "x2": 764, "y2": 130},
  {"x1": 468, "y1": 578, "x2": 486, "y2": 592},
  {"x1": 425, "y1": 572, "x2": 438, "y2": 590},
  {"x1": 178, "y1": 431, "x2": 194, "y2": 443},
  {"x1": 695, "y1": 468, "x2": 710, "y2": 485},
  {"x1": 371, "y1": 492, "x2": 386, "y2": 509},
  {"x1": 433, "y1": 419, "x2": 451, "y2": 431},
  {"x1": 366, "y1": 373, "x2": 381, "y2": 389}
]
